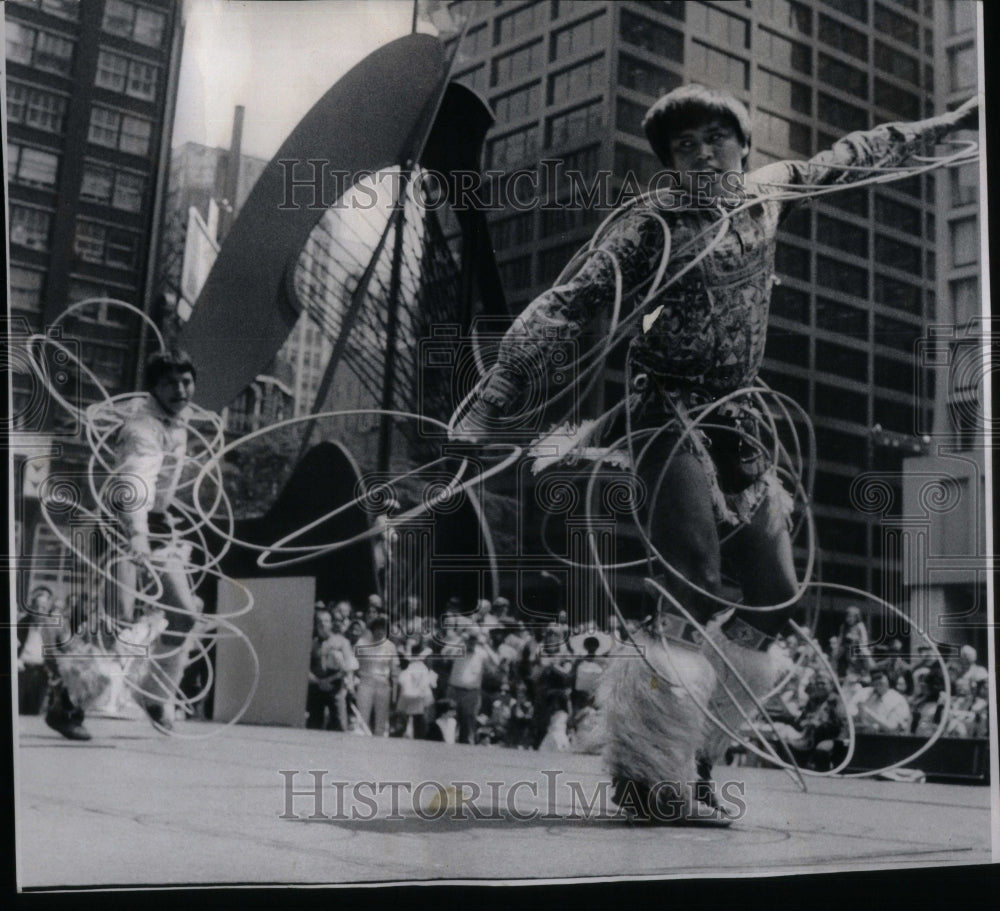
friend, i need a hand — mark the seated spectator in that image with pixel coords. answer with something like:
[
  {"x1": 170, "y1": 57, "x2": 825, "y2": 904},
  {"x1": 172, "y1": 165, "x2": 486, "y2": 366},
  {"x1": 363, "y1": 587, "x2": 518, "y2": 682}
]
[
  {"x1": 427, "y1": 698, "x2": 458, "y2": 743},
  {"x1": 478, "y1": 680, "x2": 514, "y2": 745},
  {"x1": 507, "y1": 682, "x2": 535, "y2": 749},
  {"x1": 856, "y1": 670, "x2": 911, "y2": 734},
  {"x1": 569, "y1": 633, "x2": 609, "y2": 716},
  {"x1": 877, "y1": 639, "x2": 912, "y2": 691}
]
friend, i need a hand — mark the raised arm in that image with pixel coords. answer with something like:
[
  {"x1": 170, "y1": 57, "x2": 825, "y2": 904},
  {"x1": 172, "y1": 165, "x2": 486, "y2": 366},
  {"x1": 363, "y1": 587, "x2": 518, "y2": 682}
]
[
  {"x1": 750, "y1": 96, "x2": 979, "y2": 196},
  {"x1": 456, "y1": 206, "x2": 664, "y2": 438}
]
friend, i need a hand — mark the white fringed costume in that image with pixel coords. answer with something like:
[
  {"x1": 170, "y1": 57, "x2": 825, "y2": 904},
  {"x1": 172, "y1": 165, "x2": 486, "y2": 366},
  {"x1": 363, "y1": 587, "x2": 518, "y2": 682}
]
[{"x1": 598, "y1": 618, "x2": 791, "y2": 822}]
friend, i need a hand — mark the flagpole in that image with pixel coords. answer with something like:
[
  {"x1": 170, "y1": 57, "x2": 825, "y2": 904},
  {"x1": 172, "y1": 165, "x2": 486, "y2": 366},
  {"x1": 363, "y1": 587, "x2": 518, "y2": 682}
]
[{"x1": 411, "y1": 0, "x2": 418, "y2": 34}]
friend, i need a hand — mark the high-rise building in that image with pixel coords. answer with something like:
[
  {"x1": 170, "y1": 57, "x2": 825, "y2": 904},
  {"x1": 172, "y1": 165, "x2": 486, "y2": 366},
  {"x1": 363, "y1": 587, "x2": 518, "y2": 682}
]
[
  {"x1": 7, "y1": 0, "x2": 184, "y2": 601},
  {"x1": 7, "y1": 0, "x2": 183, "y2": 398},
  {"x1": 446, "y1": 0, "x2": 980, "y2": 619},
  {"x1": 900, "y1": 0, "x2": 986, "y2": 655}
]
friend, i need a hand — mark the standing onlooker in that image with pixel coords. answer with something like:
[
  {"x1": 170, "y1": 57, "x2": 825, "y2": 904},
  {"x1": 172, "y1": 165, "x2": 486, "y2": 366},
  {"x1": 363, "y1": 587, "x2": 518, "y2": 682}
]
[
  {"x1": 354, "y1": 617, "x2": 399, "y2": 736},
  {"x1": 447, "y1": 628, "x2": 499, "y2": 744},
  {"x1": 835, "y1": 606, "x2": 875, "y2": 679},
  {"x1": 396, "y1": 650, "x2": 437, "y2": 739}
]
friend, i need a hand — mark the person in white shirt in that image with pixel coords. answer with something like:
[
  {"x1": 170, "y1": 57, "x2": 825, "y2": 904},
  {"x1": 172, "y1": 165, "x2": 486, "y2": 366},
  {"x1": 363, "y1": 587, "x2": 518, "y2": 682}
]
[{"x1": 857, "y1": 670, "x2": 911, "y2": 734}]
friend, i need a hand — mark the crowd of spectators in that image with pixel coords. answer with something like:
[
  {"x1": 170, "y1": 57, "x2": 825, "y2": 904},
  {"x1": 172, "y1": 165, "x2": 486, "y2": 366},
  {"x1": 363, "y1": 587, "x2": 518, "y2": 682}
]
[
  {"x1": 755, "y1": 607, "x2": 990, "y2": 771},
  {"x1": 305, "y1": 596, "x2": 991, "y2": 763},
  {"x1": 305, "y1": 593, "x2": 625, "y2": 749}
]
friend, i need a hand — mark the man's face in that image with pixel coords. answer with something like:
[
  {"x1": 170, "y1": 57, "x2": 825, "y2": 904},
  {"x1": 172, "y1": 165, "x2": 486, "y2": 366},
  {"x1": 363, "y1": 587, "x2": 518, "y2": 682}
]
[
  {"x1": 873, "y1": 675, "x2": 889, "y2": 696},
  {"x1": 667, "y1": 116, "x2": 747, "y2": 199},
  {"x1": 152, "y1": 369, "x2": 195, "y2": 416},
  {"x1": 315, "y1": 611, "x2": 333, "y2": 639}
]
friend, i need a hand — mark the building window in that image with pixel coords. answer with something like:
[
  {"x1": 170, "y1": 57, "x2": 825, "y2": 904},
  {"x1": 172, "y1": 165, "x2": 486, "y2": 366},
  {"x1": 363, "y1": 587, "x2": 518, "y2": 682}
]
[
  {"x1": 948, "y1": 44, "x2": 977, "y2": 92},
  {"x1": 817, "y1": 14, "x2": 867, "y2": 61},
  {"x1": 455, "y1": 65, "x2": 486, "y2": 94},
  {"x1": 754, "y1": 110, "x2": 811, "y2": 156},
  {"x1": 627, "y1": 1, "x2": 685, "y2": 21},
  {"x1": 493, "y1": 81, "x2": 541, "y2": 122},
  {"x1": 73, "y1": 219, "x2": 140, "y2": 269},
  {"x1": 619, "y1": 10, "x2": 683, "y2": 62},
  {"x1": 10, "y1": 205, "x2": 53, "y2": 251},
  {"x1": 950, "y1": 276, "x2": 980, "y2": 325},
  {"x1": 816, "y1": 213, "x2": 868, "y2": 257},
  {"x1": 873, "y1": 3, "x2": 919, "y2": 49},
  {"x1": 7, "y1": 83, "x2": 70, "y2": 133},
  {"x1": 816, "y1": 296, "x2": 868, "y2": 335},
  {"x1": 873, "y1": 313, "x2": 921, "y2": 354},
  {"x1": 102, "y1": 0, "x2": 166, "y2": 48},
  {"x1": 81, "y1": 163, "x2": 114, "y2": 203},
  {"x1": 950, "y1": 161, "x2": 978, "y2": 207},
  {"x1": 690, "y1": 40, "x2": 749, "y2": 90},
  {"x1": 547, "y1": 99, "x2": 603, "y2": 148},
  {"x1": 95, "y1": 49, "x2": 160, "y2": 101},
  {"x1": 817, "y1": 54, "x2": 868, "y2": 101},
  {"x1": 875, "y1": 236, "x2": 922, "y2": 275},
  {"x1": 758, "y1": 69, "x2": 811, "y2": 116},
  {"x1": 815, "y1": 382, "x2": 869, "y2": 423},
  {"x1": 874, "y1": 274, "x2": 921, "y2": 314},
  {"x1": 873, "y1": 79, "x2": 919, "y2": 120},
  {"x1": 8, "y1": 0, "x2": 81, "y2": 20},
  {"x1": 112, "y1": 171, "x2": 146, "y2": 211},
  {"x1": 874, "y1": 194, "x2": 921, "y2": 237},
  {"x1": 538, "y1": 240, "x2": 583, "y2": 283},
  {"x1": 949, "y1": 0, "x2": 978, "y2": 35},
  {"x1": 757, "y1": 0, "x2": 812, "y2": 36},
  {"x1": 491, "y1": 40, "x2": 544, "y2": 86},
  {"x1": 494, "y1": 2, "x2": 548, "y2": 45},
  {"x1": 757, "y1": 28, "x2": 811, "y2": 76},
  {"x1": 8, "y1": 143, "x2": 60, "y2": 188},
  {"x1": 817, "y1": 255, "x2": 867, "y2": 298},
  {"x1": 873, "y1": 40, "x2": 918, "y2": 84},
  {"x1": 822, "y1": 186, "x2": 869, "y2": 218},
  {"x1": 10, "y1": 267, "x2": 45, "y2": 313},
  {"x1": 820, "y1": 0, "x2": 867, "y2": 22},
  {"x1": 549, "y1": 55, "x2": 605, "y2": 104},
  {"x1": 6, "y1": 22, "x2": 75, "y2": 75},
  {"x1": 770, "y1": 285, "x2": 809, "y2": 322},
  {"x1": 874, "y1": 355, "x2": 914, "y2": 396},
  {"x1": 950, "y1": 217, "x2": 978, "y2": 267},
  {"x1": 816, "y1": 339, "x2": 868, "y2": 383},
  {"x1": 688, "y1": 2, "x2": 749, "y2": 48},
  {"x1": 618, "y1": 53, "x2": 680, "y2": 99},
  {"x1": 551, "y1": 12, "x2": 607, "y2": 60},
  {"x1": 764, "y1": 328, "x2": 810, "y2": 368},
  {"x1": 88, "y1": 106, "x2": 153, "y2": 155},
  {"x1": 818, "y1": 93, "x2": 868, "y2": 132},
  {"x1": 616, "y1": 98, "x2": 648, "y2": 139},
  {"x1": 488, "y1": 125, "x2": 539, "y2": 169},
  {"x1": 775, "y1": 241, "x2": 811, "y2": 281}
]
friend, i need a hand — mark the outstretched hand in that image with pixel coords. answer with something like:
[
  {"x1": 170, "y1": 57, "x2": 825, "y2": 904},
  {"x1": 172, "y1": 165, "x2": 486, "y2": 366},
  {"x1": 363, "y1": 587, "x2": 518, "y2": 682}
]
[{"x1": 952, "y1": 95, "x2": 980, "y2": 132}]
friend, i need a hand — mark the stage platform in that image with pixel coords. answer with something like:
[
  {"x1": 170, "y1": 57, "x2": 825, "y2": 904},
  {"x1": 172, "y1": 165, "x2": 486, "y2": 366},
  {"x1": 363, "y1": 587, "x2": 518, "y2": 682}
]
[{"x1": 15, "y1": 716, "x2": 993, "y2": 888}]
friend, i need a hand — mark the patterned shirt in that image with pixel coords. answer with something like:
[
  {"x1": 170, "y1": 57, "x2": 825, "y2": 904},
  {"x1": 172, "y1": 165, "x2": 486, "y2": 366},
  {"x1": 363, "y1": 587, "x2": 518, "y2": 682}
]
[
  {"x1": 113, "y1": 394, "x2": 190, "y2": 543},
  {"x1": 479, "y1": 115, "x2": 966, "y2": 413}
]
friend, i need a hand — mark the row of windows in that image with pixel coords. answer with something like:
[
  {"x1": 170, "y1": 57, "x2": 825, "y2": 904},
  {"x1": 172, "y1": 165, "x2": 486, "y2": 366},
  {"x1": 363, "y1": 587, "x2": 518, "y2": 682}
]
[
  {"x1": 874, "y1": 2, "x2": 920, "y2": 50},
  {"x1": 488, "y1": 125, "x2": 539, "y2": 169},
  {"x1": 492, "y1": 81, "x2": 541, "y2": 122},
  {"x1": 618, "y1": 53, "x2": 680, "y2": 99},
  {"x1": 549, "y1": 54, "x2": 604, "y2": 105},
  {"x1": 547, "y1": 99, "x2": 603, "y2": 148},
  {"x1": 88, "y1": 106, "x2": 153, "y2": 155},
  {"x1": 491, "y1": 40, "x2": 544, "y2": 87},
  {"x1": 73, "y1": 218, "x2": 142, "y2": 270},
  {"x1": 619, "y1": 9, "x2": 683, "y2": 62},
  {"x1": 9, "y1": 266, "x2": 45, "y2": 314},
  {"x1": 689, "y1": 39, "x2": 749, "y2": 91},
  {"x1": 95, "y1": 48, "x2": 160, "y2": 101},
  {"x1": 8, "y1": 0, "x2": 79, "y2": 20},
  {"x1": 551, "y1": 12, "x2": 606, "y2": 61},
  {"x1": 80, "y1": 161, "x2": 147, "y2": 211},
  {"x1": 494, "y1": 1, "x2": 548, "y2": 46},
  {"x1": 102, "y1": 0, "x2": 167, "y2": 49},
  {"x1": 491, "y1": 210, "x2": 535, "y2": 249},
  {"x1": 6, "y1": 20, "x2": 74, "y2": 76},
  {"x1": 10, "y1": 204, "x2": 53, "y2": 252},
  {"x1": 758, "y1": 69, "x2": 811, "y2": 116},
  {"x1": 688, "y1": 1, "x2": 749, "y2": 49},
  {"x1": 7, "y1": 82, "x2": 69, "y2": 133},
  {"x1": 8, "y1": 141, "x2": 60, "y2": 189},
  {"x1": 754, "y1": 110, "x2": 811, "y2": 156}
]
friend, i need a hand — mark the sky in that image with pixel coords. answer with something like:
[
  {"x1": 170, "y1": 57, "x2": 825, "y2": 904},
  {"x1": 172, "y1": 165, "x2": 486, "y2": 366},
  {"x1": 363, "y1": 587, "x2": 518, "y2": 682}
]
[{"x1": 172, "y1": 0, "x2": 423, "y2": 161}]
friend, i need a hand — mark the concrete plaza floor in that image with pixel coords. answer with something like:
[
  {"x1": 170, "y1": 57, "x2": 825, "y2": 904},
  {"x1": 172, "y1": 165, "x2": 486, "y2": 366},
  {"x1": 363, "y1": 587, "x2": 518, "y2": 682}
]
[{"x1": 15, "y1": 715, "x2": 993, "y2": 888}]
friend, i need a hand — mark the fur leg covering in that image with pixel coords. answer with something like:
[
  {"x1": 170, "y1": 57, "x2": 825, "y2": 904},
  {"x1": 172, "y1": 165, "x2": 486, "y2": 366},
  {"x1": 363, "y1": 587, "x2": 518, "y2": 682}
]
[{"x1": 598, "y1": 630, "x2": 719, "y2": 821}]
